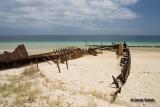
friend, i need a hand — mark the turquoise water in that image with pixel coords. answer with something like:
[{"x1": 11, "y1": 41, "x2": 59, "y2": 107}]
[
  {"x1": 0, "y1": 35, "x2": 160, "y2": 51},
  {"x1": 0, "y1": 41, "x2": 160, "y2": 51}
]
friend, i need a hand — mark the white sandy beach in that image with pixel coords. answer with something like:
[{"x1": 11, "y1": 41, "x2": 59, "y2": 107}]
[{"x1": 0, "y1": 48, "x2": 160, "y2": 107}]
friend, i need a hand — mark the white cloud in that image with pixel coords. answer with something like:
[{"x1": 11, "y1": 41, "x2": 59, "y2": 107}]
[{"x1": 0, "y1": 0, "x2": 139, "y2": 28}]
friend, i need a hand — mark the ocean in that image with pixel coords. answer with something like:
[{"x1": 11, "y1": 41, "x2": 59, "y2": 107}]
[{"x1": 0, "y1": 35, "x2": 160, "y2": 51}]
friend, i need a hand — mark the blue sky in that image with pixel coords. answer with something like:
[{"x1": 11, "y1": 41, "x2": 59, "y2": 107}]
[{"x1": 0, "y1": 0, "x2": 160, "y2": 35}]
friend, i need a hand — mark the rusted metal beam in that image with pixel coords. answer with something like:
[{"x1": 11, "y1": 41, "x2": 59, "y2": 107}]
[
  {"x1": 112, "y1": 75, "x2": 119, "y2": 88},
  {"x1": 36, "y1": 57, "x2": 39, "y2": 70},
  {"x1": 54, "y1": 52, "x2": 61, "y2": 73},
  {"x1": 56, "y1": 60, "x2": 61, "y2": 73},
  {"x1": 65, "y1": 54, "x2": 69, "y2": 69},
  {"x1": 41, "y1": 57, "x2": 52, "y2": 65}
]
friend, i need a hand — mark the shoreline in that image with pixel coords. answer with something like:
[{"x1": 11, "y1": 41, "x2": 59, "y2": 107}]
[{"x1": 1, "y1": 46, "x2": 160, "y2": 55}]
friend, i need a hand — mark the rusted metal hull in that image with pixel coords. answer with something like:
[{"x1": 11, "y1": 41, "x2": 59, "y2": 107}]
[
  {"x1": 0, "y1": 47, "x2": 88, "y2": 70},
  {"x1": 0, "y1": 43, "x2": 123, "y2": 71}
]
